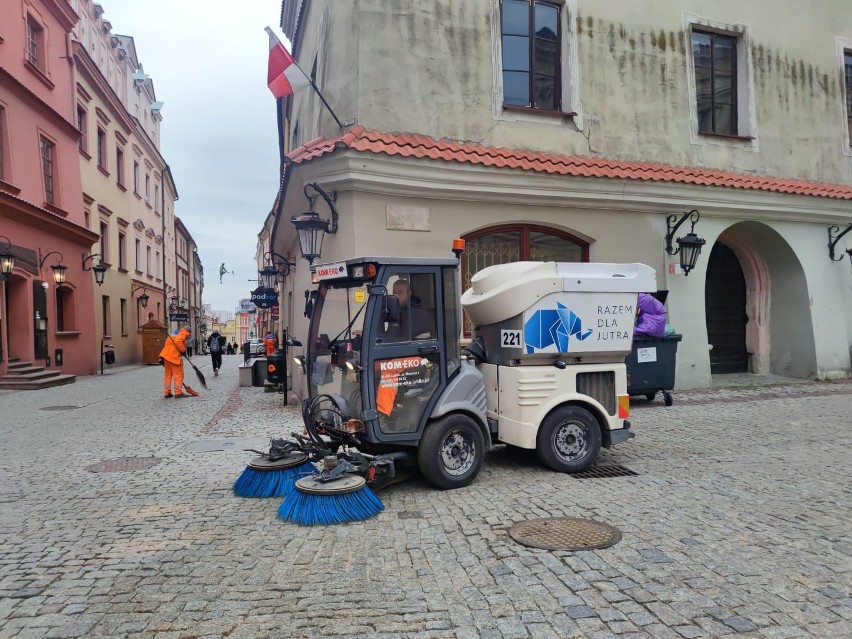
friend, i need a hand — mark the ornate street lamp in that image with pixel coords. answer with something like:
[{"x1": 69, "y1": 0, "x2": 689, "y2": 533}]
[
  {"x1": 131, "y1": 284, "x2": 150, "y2": 308},
  {"x1": 39, "y1": 251, "x2": 67, "y2": 284},
  {"x1": 665, "y1": 210, "x2": 706, "y2": 277},
  {"x1": 82, "y1": 253, "x2": 108, "y2": 286},
  {"x1": 291, "y1": 182, "x2": 338, "y2": 264},
  {"x1": 0, "y1": 236, "x2": 15, "y2": 281}
]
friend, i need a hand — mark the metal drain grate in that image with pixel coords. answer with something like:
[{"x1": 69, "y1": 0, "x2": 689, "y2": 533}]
[
  {"x1": 87, "y1": 457, "x2": 161, "y2": 473},
  {"x1": 570, "y1": 465, "x2": 638, "y2": 479},
  {"x1": 40, "y1": 405, "x2": 80, "y2": 411},
  {"x1": 509, "y1": 517, "x2": 622, "y2": 551}
]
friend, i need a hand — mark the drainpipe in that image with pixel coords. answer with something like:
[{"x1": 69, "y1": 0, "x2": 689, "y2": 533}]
[{"x1": 161, "y1": 166, "x2": 167, "y2": 324}]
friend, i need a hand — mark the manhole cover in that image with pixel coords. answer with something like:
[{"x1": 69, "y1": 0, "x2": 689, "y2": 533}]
[
  {"x1": 509, "y1": 517, "x2": 622, "y2": 551},
  {"x1": 40, "y1": 405, "x2": 80, "y2": 411},
  {"x1": 87, "y1": 457, "x2": 161, "y2": 473},
  {"x1": 570, "y1": 465, "x2": 638, "y2": 479}
]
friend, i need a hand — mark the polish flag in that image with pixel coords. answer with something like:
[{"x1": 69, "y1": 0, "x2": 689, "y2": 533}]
[{"x1": 265, "y1": 27, "x2": 311, "y2": 99}]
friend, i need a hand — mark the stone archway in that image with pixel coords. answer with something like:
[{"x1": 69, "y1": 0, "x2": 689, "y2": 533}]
[{"x1": 708, "y1": 222, "x2": 817, "y2": 379}]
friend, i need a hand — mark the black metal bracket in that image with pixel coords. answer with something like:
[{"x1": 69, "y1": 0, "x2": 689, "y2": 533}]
[
  {"x1": 81, "y1": 253, "x2": 102, "y2": 270},
  {"x1": 665, "y1": 210, "x2": 700, "y2": 255},
  {"x1": 263, "y1": 251, "x2": 296, "y2": 279},
  {"x1": 304, "y1": 182, "x2": 338, "y2": 235},
  {"x1": 39, "y1": 250, "x2": 63, "y2": 269},
  {"x1": 828, "y1": 224, "x2": 852, "y2": 261}
]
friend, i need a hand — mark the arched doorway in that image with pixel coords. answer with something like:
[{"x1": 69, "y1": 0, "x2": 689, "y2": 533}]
[
  {"x1": 704, "y1": 222, "x2": 817, "y2": 380},
  {"x1": 704, "y1": 242, "x2": 748, "y2": 373}
]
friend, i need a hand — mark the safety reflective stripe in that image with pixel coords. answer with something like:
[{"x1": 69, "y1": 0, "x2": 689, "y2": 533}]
[{"x1": 617, "y1": 395, "x2": 630, "y2": 418}]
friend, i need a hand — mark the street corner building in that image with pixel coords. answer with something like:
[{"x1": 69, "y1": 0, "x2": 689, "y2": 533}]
[
  {"x1": 0, "y1": 0, "x2": 100, "y2": 383},
  {"x1": 264, "y1": 0, "x2": 852, "y2": 391}
]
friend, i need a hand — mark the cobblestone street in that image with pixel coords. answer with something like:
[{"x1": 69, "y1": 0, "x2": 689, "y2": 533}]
[{"x1": 0, "y1": 359, "x2": 850, "y2": 639}]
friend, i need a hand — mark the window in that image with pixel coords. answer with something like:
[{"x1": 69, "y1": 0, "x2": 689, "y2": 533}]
[
  {"x1": 155, "y1": 250, "x2": 160, "y2": 278},
  {"x1": 101, "y1": 295, "x2": 110, "y2": 337},
  {"x1": 692, "y1": 30, "x2": 737, "y2": 136},
  {"x1": 99, "y1": 221, "x2": 108, "y2": 263},
  {"x1": 501, "y1": 0, "x2": 560, "y2": 111},
  {"x1": 26, "y1": 15, "x2": 44, "y2": 70},
  {"x1": 154, "y1": 185, "x2": 159, "y2": 212},
  {"x1": 118, "y1": 231, "x2": 126, "y2": 270},
  {"x1": 40, "y1": 136, "x2": 55, "y2": 204},
  {"x1": 146, "y1": 246, "x2": 152, "y2": 275},
  {"x1": 96, "y1": 127, "x2": 106, "y2": 169},
  {"x1": 77, "y1": 106, "x2": 87, "y2": 153},
  {"x1": 135, "y1": 238, "x2": 141, "y2": 271},
  {"x1": 115, "y1": 147, "x2": 124, "y2": 185},
  {"x1": 461, "y1": 224, "x2": 588, "y2": 334},
  {"x1": 133, "y1": 160, "x2": 139, "y2": 193},
  {"x1": 145, "y1": 174, "x2": 150, "y2": 203},
  {"x1": 120, "y1": 298, "x2": 127, "y2": 336},
  {"x1": 846, "y1": 51, "x2": 852, "y2": 146},
  {"x1": 56, "y1": 287, "x2": 75, "y2": 332}
]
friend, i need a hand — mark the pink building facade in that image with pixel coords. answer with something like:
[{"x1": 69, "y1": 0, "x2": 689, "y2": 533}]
[{"x1": 0, "y1": 0, "x2": 99, "y2": 377}]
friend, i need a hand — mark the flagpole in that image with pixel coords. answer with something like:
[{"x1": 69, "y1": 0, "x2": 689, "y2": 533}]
[{"x1": 308, "y1": 80, "x2": 343, "y2": 129}]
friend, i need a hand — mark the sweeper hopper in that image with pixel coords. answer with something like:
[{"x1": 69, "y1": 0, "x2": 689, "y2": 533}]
[{"x1": 462, "y1": 261, "x2": 657, "y2": 365}]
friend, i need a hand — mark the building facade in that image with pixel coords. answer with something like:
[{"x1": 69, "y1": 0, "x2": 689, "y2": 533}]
[
  {"x1": 71, "y1": 0, "x2": 181, "y2": 366},
  {"x1": 271, "y1": 0, "x2": 852, "y2": 389},
  {"x1": 0, "y1": 0, "x2": 100, "y2": 383}
]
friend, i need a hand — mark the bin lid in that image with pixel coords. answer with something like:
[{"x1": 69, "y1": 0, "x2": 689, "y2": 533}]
[{"x1": 142, "y1": 319, "x2": 167, "y2": 330}]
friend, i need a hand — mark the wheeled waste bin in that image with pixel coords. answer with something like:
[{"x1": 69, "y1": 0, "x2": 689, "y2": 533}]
[{"x1": 625, "y1": 334, "x2": 682, "y2": 405}]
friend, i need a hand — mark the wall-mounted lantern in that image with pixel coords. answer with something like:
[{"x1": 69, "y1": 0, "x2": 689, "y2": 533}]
[
  {"x1": 82, "y1": 253, "x2": 107, "y2": 286},
  {"x1": 0, "y1": 236, "x2": 15, "y2": 281},
  {"x1": 665, "y1": 210, "x2": 706, "y2": 277},
  {"x1": 291, "y1": 182, "x2": 339, "y2": 264},
  {"x1": 131, "y1": 284, "x2": 150, "y2": 308},
  {"x1": 39, "y1": 251, "x2": 67, "y2": 284}
]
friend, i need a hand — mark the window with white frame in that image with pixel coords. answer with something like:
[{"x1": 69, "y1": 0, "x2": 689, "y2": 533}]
[
  {"x1": 685, "y1": 17, "x2": 758, "y2": 148},
  {"x1": 135, "y1": 238, "x2": 141, "y2": 272},
  {"x1": 492, "y1": 0, "x2": 580, "y2": 122}
]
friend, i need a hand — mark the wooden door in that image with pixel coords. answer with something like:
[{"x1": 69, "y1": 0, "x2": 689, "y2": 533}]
[{"x1": 705, "y1": 243, "x2": 748, "y2": 373}]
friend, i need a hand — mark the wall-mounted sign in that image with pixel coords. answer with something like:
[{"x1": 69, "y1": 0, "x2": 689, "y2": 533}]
[
  {"x1": 251, "y1": 287, "x2": 277, "y2": 309},
  {"x1": 169, "y1": 313, "x2": 189, "y2": 322}
]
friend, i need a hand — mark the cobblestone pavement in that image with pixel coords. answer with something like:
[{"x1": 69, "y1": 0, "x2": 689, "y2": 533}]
[{"x1": 0, "y1": 358, "x2": 850, "y2": 639}]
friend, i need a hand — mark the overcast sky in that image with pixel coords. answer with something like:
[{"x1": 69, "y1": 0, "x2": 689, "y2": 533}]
[{"x1": 100, "y1": 0, "x2": 287, "y2": 317}]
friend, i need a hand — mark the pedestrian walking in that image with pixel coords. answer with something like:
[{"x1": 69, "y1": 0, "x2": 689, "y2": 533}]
[
  {"x1": 264, "y1": 332, "x2": 277, "y2": 357},
  {"x1": 185, "y1": 334, "x2": 195, "y2": 357},
  {"x1": 159, "y1": 326, "x2": 191, "y2": 398},
  {"x1": 207, "y1": 330, "x2": 226, "y2": 376},
  {"x1": 225, "y1": 342, "x2": 233, "y2": 355}
]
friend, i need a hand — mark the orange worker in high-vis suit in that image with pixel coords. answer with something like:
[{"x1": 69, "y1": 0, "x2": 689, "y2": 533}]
[{"x1": 159, "y1": 326, "x2": 190, "y2": 398}]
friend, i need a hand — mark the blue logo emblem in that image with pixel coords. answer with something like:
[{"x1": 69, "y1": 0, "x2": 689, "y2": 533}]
[{"x1": 524, "y1": 303, "x2": 592, "y2": 353}]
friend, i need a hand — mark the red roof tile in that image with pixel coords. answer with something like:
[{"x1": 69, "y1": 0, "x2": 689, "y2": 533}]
[{"x1": 285, "y1": 126, "x2": 852, "y2": 201}]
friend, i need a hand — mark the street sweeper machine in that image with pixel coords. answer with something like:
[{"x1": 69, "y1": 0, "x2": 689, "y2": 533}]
[{"x1": 257, "y1": 243, "x2": 656, "y2": 503}]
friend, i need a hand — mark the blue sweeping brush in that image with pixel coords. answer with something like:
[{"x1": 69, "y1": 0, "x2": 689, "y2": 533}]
[
  {"x1": 233, "y1": 452, "x2": 316, "y2": 498},
  {"x1": 277, "y1": 474, "x2": 384, "y2": 525}
]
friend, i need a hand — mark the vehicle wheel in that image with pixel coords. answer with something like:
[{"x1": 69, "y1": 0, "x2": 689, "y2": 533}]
[
  {"x1": 663, "y1": 391, "x2": 673, "y2": 407},
  {"x1": 536, "y1": 405, "x2": 601, "y2": 473},
  {"x1": 417, "y1": 414, "x2": 485, "y2": 489},
  {"x1": 644, "y1": 392, "x2": 656, "y2": 402}
]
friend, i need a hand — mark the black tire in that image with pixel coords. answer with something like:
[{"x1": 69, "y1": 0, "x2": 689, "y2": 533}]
[
  {"x1": 417, "y1": 414, "x2": 485, "y2": 489},
  {"x1": 536, "y1": 405, "x2": 602, "y2": 473},
  {"x1": 644, "y1": 392, "x2": 656, "y2": 402},
  {"x1": 663, "y1": 391, "x2": 673, "y2": 407}
]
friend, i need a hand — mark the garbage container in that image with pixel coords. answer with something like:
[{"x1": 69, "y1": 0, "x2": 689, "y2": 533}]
[
  {"x1": 265, "y1": 352, "x2": 288, "y2": 404},
  {"x1": 625, "y1": 334, "x2": 682, "y2": 406},
  {"x1": 251, "y1": 357, "x2": 267, "y2": 387}
]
